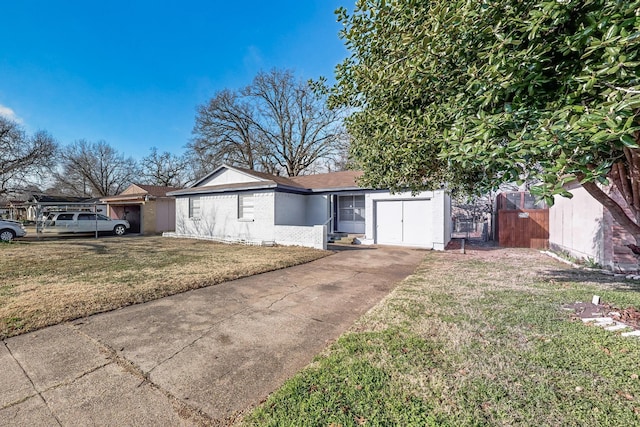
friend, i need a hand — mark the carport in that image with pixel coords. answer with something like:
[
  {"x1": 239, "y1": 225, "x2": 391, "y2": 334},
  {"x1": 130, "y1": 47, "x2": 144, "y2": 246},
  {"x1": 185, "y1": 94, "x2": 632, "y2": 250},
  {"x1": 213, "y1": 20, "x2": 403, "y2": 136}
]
[
  {"x1": 28, "y1": 195, "x2": 107, "y2": 236},
  {"x1": 100, "y1": 184, "x2": 177, "y2": 235}
]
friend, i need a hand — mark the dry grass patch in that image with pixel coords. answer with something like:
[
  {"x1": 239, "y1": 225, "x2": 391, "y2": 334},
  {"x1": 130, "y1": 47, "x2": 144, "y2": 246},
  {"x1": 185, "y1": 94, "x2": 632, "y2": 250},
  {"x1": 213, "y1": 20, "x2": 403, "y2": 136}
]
[
  {"x1": 244, "y1": 246, "x2": 640, "y2": 426},
  {"x1": 0, "y1": 236, "x2": 327, "y2": 338}
]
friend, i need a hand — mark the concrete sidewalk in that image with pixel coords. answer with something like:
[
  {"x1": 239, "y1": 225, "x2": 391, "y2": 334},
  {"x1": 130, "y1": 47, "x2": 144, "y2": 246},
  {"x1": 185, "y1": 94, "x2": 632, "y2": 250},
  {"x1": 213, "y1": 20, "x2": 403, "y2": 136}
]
[{"x1": 1, "y1": 245, "x2": 425, "y2": 426}]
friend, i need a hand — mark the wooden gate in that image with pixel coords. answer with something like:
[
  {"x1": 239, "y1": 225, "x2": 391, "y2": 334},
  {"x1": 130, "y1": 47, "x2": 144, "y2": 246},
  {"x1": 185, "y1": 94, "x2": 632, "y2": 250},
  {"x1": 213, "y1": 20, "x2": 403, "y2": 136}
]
[{"x1": 496, "y1": 193, "x2": 549, "y2": 249}]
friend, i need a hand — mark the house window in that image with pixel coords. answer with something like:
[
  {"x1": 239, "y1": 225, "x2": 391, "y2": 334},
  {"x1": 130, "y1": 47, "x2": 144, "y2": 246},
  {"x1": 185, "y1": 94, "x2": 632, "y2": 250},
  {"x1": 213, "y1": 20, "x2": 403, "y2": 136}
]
[
  {"x1": 338, "y1": 195, "x2": 365, "y2": 222},
  {"x1": 238, "y1": 194, "x2": 254, "y2": 220},
  {"x1": 189, "y1": 197, "x2": 201, "y2": 218}
]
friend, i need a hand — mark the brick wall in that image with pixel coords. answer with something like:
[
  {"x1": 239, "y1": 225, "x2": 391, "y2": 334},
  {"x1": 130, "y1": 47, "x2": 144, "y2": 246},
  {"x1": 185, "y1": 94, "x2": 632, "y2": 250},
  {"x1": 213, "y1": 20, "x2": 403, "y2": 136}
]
[
  {"x1": 274, "y1": 225, "x2": 327, "y2": 249},
  {"x1": 172, "y1": 191, "x2": 327, "y2": 249},
  {"x1": 174, "y1": 191, "x2": 275, "y2": 244},
  {"x1": 605, "y1": 187, "x2": 638, "y2": 271},
  {"x1": 142, "y1": 202, "x2": 156, "y2": 234}
]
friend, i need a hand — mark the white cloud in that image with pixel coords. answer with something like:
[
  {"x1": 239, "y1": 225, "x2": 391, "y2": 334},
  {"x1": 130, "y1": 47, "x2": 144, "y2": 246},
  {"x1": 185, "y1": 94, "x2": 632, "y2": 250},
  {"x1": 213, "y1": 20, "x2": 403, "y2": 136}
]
[
  {"x1": 243, "y1": 45, "x2": 265, "y2": 71},
  {"x1": 0, "y1": 104, "x2": 23, "y2": 123}
]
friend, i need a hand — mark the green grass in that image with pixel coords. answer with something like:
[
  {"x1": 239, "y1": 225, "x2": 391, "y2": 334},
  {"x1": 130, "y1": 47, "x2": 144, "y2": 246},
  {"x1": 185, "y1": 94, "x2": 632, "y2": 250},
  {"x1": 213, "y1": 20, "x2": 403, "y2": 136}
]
[{"x1": 242, "y1": 248, "x2": 640, "y2": 426}]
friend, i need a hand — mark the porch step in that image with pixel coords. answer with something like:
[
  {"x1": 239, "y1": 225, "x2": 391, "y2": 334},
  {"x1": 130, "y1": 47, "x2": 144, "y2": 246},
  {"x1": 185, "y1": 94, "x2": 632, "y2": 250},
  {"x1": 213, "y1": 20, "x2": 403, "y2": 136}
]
[{"x1": 328, "y1": 233, "x2": 364, "y2": 244}]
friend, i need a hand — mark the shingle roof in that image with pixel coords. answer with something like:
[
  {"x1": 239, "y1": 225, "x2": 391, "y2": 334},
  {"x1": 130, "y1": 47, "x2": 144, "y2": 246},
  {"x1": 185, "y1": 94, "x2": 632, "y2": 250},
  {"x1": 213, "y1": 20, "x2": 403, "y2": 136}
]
[
  {"x1": 133, "y1": 184, "x2": 181, "y2": 197},
  {"x1": 101, "y1": 184, "x2": 181, "y2": 202},
  {"x1": 290, "y1": 170, "x2": 364, "y2": 190},
  {"x1": 31, "y1": 195, "x2": 93, "y2": 203},
  {"x1": 227, "y1": 166, "x2": 364, "y2": 190},
  {"x1": 172, "y1": 165, "x2": 366, "y2": 196},
  {"x1": 223, "y1": 166, "x2": 307, "y2": 189}
]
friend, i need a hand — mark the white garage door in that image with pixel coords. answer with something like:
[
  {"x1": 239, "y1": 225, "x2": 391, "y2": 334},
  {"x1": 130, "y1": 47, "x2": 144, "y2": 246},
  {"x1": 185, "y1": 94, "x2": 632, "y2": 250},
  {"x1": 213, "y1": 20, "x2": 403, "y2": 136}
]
[{"x1": 375, "y1": 200, "x2": 432, "y2": 247}]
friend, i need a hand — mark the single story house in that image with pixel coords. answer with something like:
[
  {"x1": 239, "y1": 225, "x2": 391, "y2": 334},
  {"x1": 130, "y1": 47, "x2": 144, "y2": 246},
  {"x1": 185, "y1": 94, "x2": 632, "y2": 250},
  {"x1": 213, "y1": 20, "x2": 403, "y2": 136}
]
[
  {"x1": 165, "y1": 164, "x2": 451, "y2": 250},
  {"x1": 101, "y1": 184, "x2": 178, "y2": 235},
  {"x1": 549, "y1": 181, "x2": 637, "y2": 271}
]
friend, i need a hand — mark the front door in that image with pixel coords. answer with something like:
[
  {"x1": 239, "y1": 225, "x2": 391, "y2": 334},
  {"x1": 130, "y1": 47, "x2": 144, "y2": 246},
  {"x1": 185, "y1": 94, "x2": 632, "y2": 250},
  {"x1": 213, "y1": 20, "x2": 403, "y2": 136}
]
[{"x1": 337, "y1": 195, "x2": 365, "y2": 234}]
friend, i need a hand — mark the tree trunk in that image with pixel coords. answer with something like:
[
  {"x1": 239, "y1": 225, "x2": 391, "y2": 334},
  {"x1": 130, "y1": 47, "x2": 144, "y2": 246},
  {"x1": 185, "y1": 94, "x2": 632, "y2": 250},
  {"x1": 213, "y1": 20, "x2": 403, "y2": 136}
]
[{"x1": 577, "y1": 172, "x2": 640, "y2": 244}]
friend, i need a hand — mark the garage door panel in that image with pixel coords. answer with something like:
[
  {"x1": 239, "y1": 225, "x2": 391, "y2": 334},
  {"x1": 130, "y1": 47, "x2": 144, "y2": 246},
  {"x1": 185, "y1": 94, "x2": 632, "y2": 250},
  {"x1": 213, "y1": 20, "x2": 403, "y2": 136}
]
[
  {"x1": 402, "y1": 200, "x2": 432, "y2": 246},
  {"x1": 375, "y1": 199, "x2": 432, "y2": 248},
  {"x1": 376, "y1": 201, "x2": 403, "y2": 244}
]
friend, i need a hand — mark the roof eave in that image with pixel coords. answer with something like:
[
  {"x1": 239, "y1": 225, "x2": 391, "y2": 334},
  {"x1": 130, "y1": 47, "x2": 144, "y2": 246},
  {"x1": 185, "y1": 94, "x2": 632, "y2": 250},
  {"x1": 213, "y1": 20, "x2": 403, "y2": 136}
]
[
  {"x1": 168, "y1": 182, "x2": 279, "y2": 196},
  {"x1": 309, "y1": 186, "x2": 366, "y2": 193},
  {"x1": 100, "y1": 194, "x2": 161, "y2": 202}
]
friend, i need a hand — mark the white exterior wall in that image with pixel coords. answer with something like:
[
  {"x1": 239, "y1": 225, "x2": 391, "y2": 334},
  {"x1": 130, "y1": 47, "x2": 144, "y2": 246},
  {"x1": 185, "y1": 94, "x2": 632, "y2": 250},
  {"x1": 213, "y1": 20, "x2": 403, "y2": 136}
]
[
  {"x1": 549, "y1": 184, "x2": 605, "y2": 263},
  {"x1": 274, "y1": 192, "x2": 307, "y2": 225},
  {"x1": 306, "y1": 195, "x2": 330, "y2": 226},
  {"x1": 174, "y1": 191, "x2": 276, "y2": 244},
  {"x1": 431, "y1": 190, "x2": 452, "y2": 251},
  {"x1": 199, "y1": 169, "x2": 261, "y2": 186},
  {"x1": 362, "y1": 190, "x2": 450, "y2": 250},
  {"x1": 171, "y1": 190, "x2": 327, "y2": 249}
]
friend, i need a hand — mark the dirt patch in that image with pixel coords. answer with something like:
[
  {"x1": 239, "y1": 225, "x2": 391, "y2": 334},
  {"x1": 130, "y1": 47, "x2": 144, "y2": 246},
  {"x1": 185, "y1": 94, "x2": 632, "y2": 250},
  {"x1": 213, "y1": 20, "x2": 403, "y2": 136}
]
[{"x1": 565, "y1": 301, "x2": 640, "y2": 330}]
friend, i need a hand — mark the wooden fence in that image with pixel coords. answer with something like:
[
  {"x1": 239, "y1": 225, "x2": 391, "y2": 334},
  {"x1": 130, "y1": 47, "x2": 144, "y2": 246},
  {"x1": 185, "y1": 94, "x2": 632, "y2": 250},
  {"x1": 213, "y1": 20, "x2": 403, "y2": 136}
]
[{"x1": 496, "y1": 193, "x2": 549, "y2": 249}]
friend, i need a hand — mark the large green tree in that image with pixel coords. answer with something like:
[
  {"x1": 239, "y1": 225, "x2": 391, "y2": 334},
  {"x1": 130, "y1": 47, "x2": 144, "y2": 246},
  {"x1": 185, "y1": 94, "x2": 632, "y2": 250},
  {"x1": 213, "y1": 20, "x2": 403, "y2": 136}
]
[{"x1": 332, "y1": 0, "x2": 640, "y2": 238}]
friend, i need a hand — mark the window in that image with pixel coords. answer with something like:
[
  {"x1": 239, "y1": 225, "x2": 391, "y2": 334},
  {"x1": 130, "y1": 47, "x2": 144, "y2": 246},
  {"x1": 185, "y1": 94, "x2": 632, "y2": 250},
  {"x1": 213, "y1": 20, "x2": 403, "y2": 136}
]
[
  {"x1": 238, "y1": 194, "x2": 254, "y2": 220},
  {"x1": 501, "y1": 192, "x2": 547, "y2": 210},
  {"x1": 338, "y1": 195, "x2": 365, "y2": 222},
  {"x1": 505, "y1": 193, "x2": 521, "y2": 210},
  {"x1": 78, "y1": 214, "x2": 96, "y2": 221},
  {"x1": 189, "y1": 197, "x2": 201, "y2": 218},
  {"x1": 56, "y1": 213, "x2": 75, "y2": 221}
]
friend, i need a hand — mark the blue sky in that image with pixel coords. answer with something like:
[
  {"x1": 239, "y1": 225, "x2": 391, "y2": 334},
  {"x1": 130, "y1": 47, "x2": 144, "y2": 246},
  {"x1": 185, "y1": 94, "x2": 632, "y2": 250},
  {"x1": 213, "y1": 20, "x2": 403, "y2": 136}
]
[{"x1": 0, "y1": 1, "x2": 349, "y2": 160}]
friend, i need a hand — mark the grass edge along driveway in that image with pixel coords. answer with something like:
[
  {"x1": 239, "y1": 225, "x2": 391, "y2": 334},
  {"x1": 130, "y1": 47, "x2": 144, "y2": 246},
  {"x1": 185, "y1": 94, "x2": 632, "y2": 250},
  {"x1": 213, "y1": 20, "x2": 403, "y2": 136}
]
[
  {"x1": 0, "y1": 236, "x2": 328, "y2": 339},
  {"x1": 243, "y1": 247, "x2": 640, "y2": 426}
]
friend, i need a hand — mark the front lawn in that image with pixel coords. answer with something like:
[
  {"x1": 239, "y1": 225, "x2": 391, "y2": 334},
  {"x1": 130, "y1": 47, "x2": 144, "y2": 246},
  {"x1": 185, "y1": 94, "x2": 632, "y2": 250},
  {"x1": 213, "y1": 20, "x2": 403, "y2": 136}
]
[
  {"x1": 0, "y1": 236, "x2": 327, "y2": 339},
  {"x1": 243, "y1": 246, "x2": 640, "y2": 426}
]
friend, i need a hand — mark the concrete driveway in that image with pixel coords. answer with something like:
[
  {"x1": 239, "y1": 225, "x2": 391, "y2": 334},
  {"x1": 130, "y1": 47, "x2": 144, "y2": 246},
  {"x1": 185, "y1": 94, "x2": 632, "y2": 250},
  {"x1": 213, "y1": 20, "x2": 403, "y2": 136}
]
[{"x1": 1, "y1": 245, "x2": 425, "y2": 426}]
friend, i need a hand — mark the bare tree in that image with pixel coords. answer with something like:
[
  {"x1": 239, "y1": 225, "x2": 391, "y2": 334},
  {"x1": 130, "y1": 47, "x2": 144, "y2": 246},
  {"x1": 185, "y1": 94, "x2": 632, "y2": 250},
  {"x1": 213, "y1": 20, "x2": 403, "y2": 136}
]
[
  {"x1": 190, "y1": 69, "x2": 347, "y2": 177},
  {"x1": 140, "y1": 147, "x2": 190, "y2": 188},
  {"x1": 0, "y1": 117, "x2": 58, "y2": 197},
  {"x1": 190, "y1": 89, "x2": 264, "y2": 173},
  {"x1": 55, "y1": 140, "x2": 139, "y2": 197}
]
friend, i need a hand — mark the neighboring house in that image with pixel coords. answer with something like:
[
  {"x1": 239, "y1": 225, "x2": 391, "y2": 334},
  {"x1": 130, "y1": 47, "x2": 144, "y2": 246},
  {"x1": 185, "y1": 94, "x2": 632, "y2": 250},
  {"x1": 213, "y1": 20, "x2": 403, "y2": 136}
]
[
  {"x1": 0, "y1": 202, "x2": 9, "y2": 219},
  {"x1": 101, "y1": 184, "x2": 178, "y2": 235},
  {"x1": 0, "y1": 199, "x2": 35, "y2": 221},
  {"x1": 165, "y1": 164, "x2": 451, "y2": 250},
  {"x1": 549, "y1": 181, "x2": 637, "y2": 271}
]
